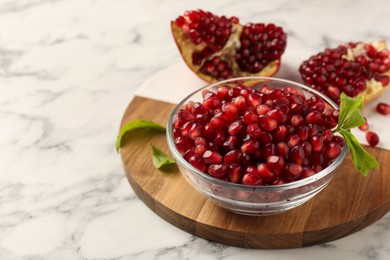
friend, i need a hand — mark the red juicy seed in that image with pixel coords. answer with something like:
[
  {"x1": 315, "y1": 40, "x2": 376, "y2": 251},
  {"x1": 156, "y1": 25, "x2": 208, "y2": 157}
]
[
  {"x1": 175, "y1": 136, "x2": 191, "y2": 154},
  {"x1": 189, "y1": 123, "x2": 203, "y2": 139},
  {"x1": 267, "y1": 108, "x2": 285, "y2": 123},
  {"x1": 241, "y1": 139, "x2": 260, "y2": 154},
  {"x1": 246, "y1": 124, "x2": 263, "y2": 139},
  {"x1": 195, "y1": 113, "x2": 210, "y2": 124},
  {"x1": 309, "y1": 153, "x2": 325, "y2": 166},
  {"x1": 376, "y1": 102, "x2": 390, "y2": 115},
  {"x1": 214, "y1": 130, "x2": 227, "y2": 146},
  {"x1": 203, "y1": 97, "x2": 221, "y2": 110},
  {"x1": 228, "y1": 163, "x2": 242, "y2": 183},
  {"x1": 311, "y1": 100, "x2": 326, "y2": 112},
  {"x1": 208, "y1": 164, "x2": 228, "y2": 178},
  {"x1": 248, "y1": 93, "x2": 262, "y2": 108},
  {"x1": 242, "y1": 173, "x2": 262, "y2": 185},
  {"x1": 203, "y1": 123, "x2": 216, "y2": 138},
  {"x1": 261, "y1": 143, "x2": 276, "y2": 160},
  {"x1": 222, "y1": 103, "x2": 239, "y2": 121},
  {"x1": 271, "y1": 177, "x2": 286, "y2": 185},
  {"x1": 309, "y1": 124, "x2": 323, "y2": 137},
  {"x1": 173, "y1": 128, "x2": 182, "y2": 138},
  {"x1": 203, "y1": 150, "x2": 223, "y2": 164},
  {"x1": 217, "y1": 86, "x2": 229, "y2": 100},
  {"x1": 311, "y1": 135, "x2": 325, "y2": 152},
  {"x1": 258, "y1": 115, "x2": 277, "y2": 131},
  {"x1": 210, "y1": 115, "x2": 227, "y2": 129},
  {"x1": 188, "y1": 155, "x2": 206, "y2": 172},
  {"x1": 327, "y1": 86, "x2": 341, "y2": 100},
  {"x1": 228, "y1": 120, "x2": 246, "y2": 135},
  {"x1": 222, "y1": 135, "x2": 240, "y2": 151},
  {"x1": 259, "y1": 132, "x2": 273, "y2": 144},
  {"x1": 325, "y1": 142, "x2": 342, "y2": 159},
  {"x1": 183, "y1": 147, "x2": 195, "y2": 161},
  {"x1": 306, "y1": 111, "x2": 323, "y2": 124},
  {"x1": 290, "y1": 146, "x2": 305, "y2": 165},
  {"x1": 233, "y1": 96, "x2": 247, "y2": 112},
  {"x1": 256, "y1": 104, "x2": 271, "y2": 115},
  {"x1": 224, "y1": 149, "x2": 243, "y2": 164},
  {"x1": 243, "y1": 111, "x2": 258, "y2": 124},
  {"x1": 358, "y1": 117, "x2": 369, "y2": 131},
  {"x1": 181, "y1": 121, "x2": 193, "y2": 137},
  {"x1": 374, "y1": 75, "x2": 389, "y2": 86},
  {"x1": 366, "y1": 131, "x2": 379, "y2": 147},
  {"x1": 276, "y1": 142, "x2": 289, "y2": 159},
  {"x1": 178, "y1": 109, "x2": 196, "y2": 122},
  {"x1": 285, "y1": 163, "x2": 303, "y2": 180},
  {"x1": 256, "y1": 163, "x2": 274, "y2": 182},
  {"x1": 194, "y1": 136, "x2": 208, "y2": 146},
  {"x1": 332, "y1": 135, "x2": 346, "y2": 147},
  {"x1": 301, "y1": 142, "x2": 313, "y2": 156},
  {"x1": 191, "y1": 102, "x2": 207, "y2": 115},
  {"x1": 273, "y1": 125, "x2": 288, "y2": 142},
  {"x1": 208, "y1": 142, "x2": 219, "y2": 151},
  {"x1": 290, "y1": 115, "x2": 304, "y2": 127},
  {"x1": 322, "y1": 129, "x2": 334, "y2": 143},
  {"x1": 194, "y1": 144, "x2": 207, "y2": 155},
  {"x1": 301, "y1": 167, "x2": 315, "y2": 179},
  {"x1": 286, "y1": 134, "x2": 302, "y2": 148},
  {"x1": 266, "y1": 155, "x2": 285, "y2": 175},
  {"x1": 312, "y1": 165, "x2": 323, "y2": 173},
  {"x1": 298, "y1": 125, "x2": 310, "y2": 141}
]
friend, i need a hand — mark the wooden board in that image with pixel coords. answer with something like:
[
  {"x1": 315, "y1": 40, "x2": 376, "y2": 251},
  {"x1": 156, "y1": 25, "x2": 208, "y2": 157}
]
[{"x1": 119, "y1": 95, "x2": 390, "y2": 249}]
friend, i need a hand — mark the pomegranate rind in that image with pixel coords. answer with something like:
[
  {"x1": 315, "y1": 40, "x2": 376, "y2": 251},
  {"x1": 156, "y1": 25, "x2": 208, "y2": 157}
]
[{"x1": 171, "y1": 21, "x2": 281, "y2": 83}]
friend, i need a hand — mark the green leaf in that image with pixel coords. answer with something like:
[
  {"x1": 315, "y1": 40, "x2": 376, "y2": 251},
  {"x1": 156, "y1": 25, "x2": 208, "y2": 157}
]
[
  {"x1": 339, "y1": 109, "x2": 365, "y2": 130},
  {"x1": 151, "y1": 145, "x2": 175, "y2": 169},
  {"x1": 338, "y1": 129, "x2": 379, "y2": 176},
  {"x1": 116, "y1": 119, "x2": 165, "y2": 152},
  {"x1": 338, "y1": 92, "x2": 364, "y2": 127}
]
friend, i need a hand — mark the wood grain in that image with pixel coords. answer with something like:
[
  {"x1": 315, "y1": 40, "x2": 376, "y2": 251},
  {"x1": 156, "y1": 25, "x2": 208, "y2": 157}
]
[{"x1": 119, "y1": 95, "x2": 390, "y2": 249}]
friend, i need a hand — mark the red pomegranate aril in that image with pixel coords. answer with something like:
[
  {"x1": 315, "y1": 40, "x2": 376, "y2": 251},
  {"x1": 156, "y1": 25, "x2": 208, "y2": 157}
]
[
  {"x1": 358, "y1": 117, "x2": 369, "y2": 131},
  {"x1": 175, "y1": 136, "x2": 191, "y2": 154},
  {"x1": 222, "y1": 103, "x2": 239, "y2": 121},
  {"x1": 310, "y1": 135, "x2": 325, "y2": 153},
  {"x1": 203, "y1": 123, "x2": 216, "y2": 138},
  {"x1": 242, "y1": 173, "x2": 262, "y2": 185},
  {"x1": 262, "y1": 143, "x2": 276, "y2": 160},
  {"x1": 259, "y1": 132, "x2": 273, "y2": 144},
  {"x1": 271, "y1": 177, "x2": 285, "y2": 185},
  {"x1": 228, "y1": 120, "x2": 246, "y2": 135},
  {"x1": 298, "y1": 125, "x2": 310, "y2": 141},
  {"x1": 203, "y1": 150, "x2": 223, "y2": 164},
  {"x1": 256, "y1": 104, "x2": 271, "y2": 115},
  {"x1": 208, "y1": 164, "x2": 228, "y2": 178},
  {"x1": 189, "y1": 123, "x2": 203, "y2": 139},
  {"x1": 276, "y1": 142, "x2": 289, "y2": 159},
  {"x1": 273, "y1": 125, "x2": 288, "y2": 142},
  {"x1": 243, "y1": 111, "x2": 258, "y2": 124},
  {"x1": 246, "y1": 124, "x2": 262, "y2": 139},
  {"x1": 178, "y1": 109, "x2": 196, "y2": 122},
  {"x1": 332, "y1": 135, "x2": 346, "y2": 147},
  {"x1": 203, "y1": 96, "x2": 221, "y2": 110},
  {"x1": 222, "y1": 135, "x2": 240, "y2": 151},
  {"x1": 310, "y1": 153, "x2": 325, "y2": 166},
  {"x1": 210, "y1": 115, "x2": 227, "y2": 129},
  {"x1": 224, "y1": 149, "x2": 243, "y2": 164},
  {"x1": 286, "y1": 134, "x2": 301, "y2": 148},
  {"x1": 309, "y1": 124, "x2": 323, "y2": 137},
  {"x1": 233, "y1": 96, "x2": 246, "y2": 112},
  {"x1": 301, "y1": 167, "x2": 315, "y2": 179},
  {"x1": 189, "y1": 155, "x2": 206, "y2": 172},
  {"x1": 312, "y1": 165, "x2": 323, "y2": 173},
  {"x1": 214, "y1": 130, "x2": 227, "y2": 146},
  {"x1": 306, "y1": 111, "x2": 323, "y2": 124},
  {"x1": 228, "y1": 163, "x2": 242, "y2": 183},
  {"x1": 290, "y1": 115, "x2": 304, "y2": 127},
  {"x1": 266, "y1": 155, "x2": 285, "y2": 175},
  {"x1": 268, "y1": 108, "x2": 285, "y2": 123},
  {"x1": 366, "y1": 131, "x2": 379, "y2": 147},
  {"x1": 256, "y1": 163, "x2": 274, "y2": 181},
  {"x1": 258, "y1": 115, "x2": 277, "y2": 131},
  {"x1": 290, "y1": 146, "x2": 305, "y2": 165},
  {"x1": 194, "y1": 144, "x2": 207, "y2": 155},
  {"x1": 241, "y1": 139, "x2": 260, "y2": 154},
  {"x1": 376, "y1": 102, "x2": 390, "y2": 115},
  {"x1": 325, "y1": 142, "x2": 342, "y2": 159},
  {"x1": 301, "y1": 141, "x2": 313, "y2": 156},
  {"x1": 322, "y1": 129, "x2": 334, "y2": 143},
  {"x1": 194, "y1": 136, "x2": 208, "y2": 146},
  {"x1": 285, "y1": 163, "x2": 303, "y2": 180},
  {"x1": 248, "y1": 93, "x2": 262, "y2": 108},
  {"x1": 217, "y1": 86, "x2": 229, "y2": 100}
]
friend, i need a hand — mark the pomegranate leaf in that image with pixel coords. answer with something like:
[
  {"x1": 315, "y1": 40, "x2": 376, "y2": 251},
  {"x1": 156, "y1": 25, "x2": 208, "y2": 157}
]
[
  {"x1": 337, "y1": 129, "x2": 379, "y2": 176},
  {"x1": 338, "y1": 92, "x2": 363, "y2": 128},
  {"x1": 334, "y1": 93, "x2": 379, "y2": 175},
  {"x1": 151, "y1": 145, "x2": 175, "y2": 169},
  {"x1": 116, "y1": 119, "x2": 165, "y2": 152}
]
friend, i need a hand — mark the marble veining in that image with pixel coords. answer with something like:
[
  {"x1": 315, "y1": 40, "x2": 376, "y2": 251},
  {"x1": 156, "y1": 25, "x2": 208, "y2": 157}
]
[{"x1": 1, "y1": 0, "x2": 390, "y2": 259}]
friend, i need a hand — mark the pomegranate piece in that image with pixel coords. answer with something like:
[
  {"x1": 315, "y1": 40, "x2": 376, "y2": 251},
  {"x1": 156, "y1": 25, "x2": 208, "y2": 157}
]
[
  {"x1": 366, "y1": 131, "x2": 379, "y2": 147},
  {"x1": 376, "y1": 102, "x2": 390, "y2": 115},
  {"x1": 172, "y1": 84, "x2": 346, "y2": 186},
  {"x1": 171, "y1": 9, "x2": 287, "y2": 82},
  {"x1": 299, "y1": 41, "x2": 390, "y2": 104}
]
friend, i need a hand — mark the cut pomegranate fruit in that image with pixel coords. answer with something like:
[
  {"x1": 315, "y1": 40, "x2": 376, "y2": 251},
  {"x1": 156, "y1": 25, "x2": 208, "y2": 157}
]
[
  {"x1": 376, "y1": 102, "x2": 390, "y2": 115},
  {"x1": 171, "y1": 9, "x2": 287, "y2": 82},
  {"x1": 299, "y1": 41, "x2": 390, "y2": 104},
  {"x1": 366, "y1": 131, "x2": 379, "y2": 147},
  {"x1": 172, "y1": 84, "x2": 345, "y2": 186}
]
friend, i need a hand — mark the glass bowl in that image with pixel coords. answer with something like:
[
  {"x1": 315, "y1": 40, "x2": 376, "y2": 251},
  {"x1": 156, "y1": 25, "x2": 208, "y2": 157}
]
[{"x1": 166, "y1": 77, "x2": 347, "y2": 216}]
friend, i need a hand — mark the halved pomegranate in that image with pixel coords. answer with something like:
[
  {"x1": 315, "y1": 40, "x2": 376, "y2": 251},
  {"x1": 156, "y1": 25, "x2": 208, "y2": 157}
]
[
  {"x1": 171, "y1": 9, "x2": 287, "y2": 82},
  {"x1": 299, "y1": 41, "x2": 390, "y2": 104}
]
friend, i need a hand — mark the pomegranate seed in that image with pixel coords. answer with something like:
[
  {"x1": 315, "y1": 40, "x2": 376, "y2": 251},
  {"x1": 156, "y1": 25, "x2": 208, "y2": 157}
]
[
  {"x1": 298, "y1": 125, "x2": 310, "y2": 141},
  {"x1": 217, "y1": 86, "x2": 229, "y2": 100},
  {"x1": 301, "y1": 167, "x2": 315, "y2": 179},
  {"x1": 290, "y1": 146, "x2": 305, "y2": 165},
  {"x1": 228, "y1": 120, "x2": 245, "y2": 135},
  {"x1": 290, "y1": 115, "x2": 304, "y2": 127},
  {"x1": 208, "y1": 164, "x2": 228, "y2": 178},
  {"x1": 358, "y1": 117, "x2": 369, "y2": 131},
  {"x1": 286, "y1": 134, "x2": 302, "y2": 148},
  {"x1": 194, "y1": 144, "x2": 207, "y2": 155},
  {"x1": 242, "y1": 173, "x2": 262, "y2": 185},
  {"x1": 256, "y1": 163, "x2": 274, "y2": 181},
  {"x1": 222, "y1": 103, "x2": 239, "y2": 121},
  {"x1": 224, "y1": 149, "x2": 243, "y2": 164},
  {"x1": 243, "y1": 111, "x2": 258, "y2": 124},
  {"x1": 246, "y1": 124, "x2": 262, "y2": 139},
  {"x1": 188, "y1": 155, "x2": 206, "y2": 172},
  {"x1": 241, "y1": 139, "x2": 260, "y2": 154},
  {"x1": 325, "y1": 142, "x2": 342, "y2": 159},
  {"x1": 189, "y1": 123, "x2": 203, "y2": 139},
  {"x1": 301, "y1": 142, "x2": 313, "y2": 156},
  {"x1": 306, "y1": 111, "x2": 323, "y2": 124},
  {"x1": 258, "y1": 115, "x2": 277, "y2": 131},
  {"x1": 175, "y1": 136, "x2": 191, "y2": 154},
  {"x1": 194, "y1": 137, "x2": 208, "y2": 146},
  {"x1": 273, "y1": 125, "x2": 288, "y2": 142},
  {"x1": 228, "y1": 163, "x2": 242, "y2": 183},
  {"x1": 285, "y1": 163, "x2": 302, "y2": 180},
  {"x1": 203, "y1": 150, "x2": 223, "y2": 164},
  {"x1": 322, "y1": 129, "x2": 334, "y2": 143},
  {"x1": 376, "y1": 102, "x2": 390, "y2": 115},
  {"x1": 248, "y1": 93, "x2": 262, "y2": 108},
  {"x1": 310, "y1": 135, "x2": 325, "y2": 153},
  {"x1": 256, "y1": 104, "x2": 271, "y2": 115},
  {"x1": 266, "y1": 155, "x2": 285, "y2": 175},
  {"x1": 276, "y1": 142, "x2": 289, "y2": 159},
  {"x1": 366, "y1": 131, "x2": 379, "y2": 147},
  {"x1": 222, "y1": 135, "x2": 240, "y2": 151}
]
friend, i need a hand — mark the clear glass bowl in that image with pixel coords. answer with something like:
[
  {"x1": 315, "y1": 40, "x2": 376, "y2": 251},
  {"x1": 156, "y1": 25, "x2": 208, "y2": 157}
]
[{"x1": 166, "y1": 77, "x2": 347, "y2": 216}]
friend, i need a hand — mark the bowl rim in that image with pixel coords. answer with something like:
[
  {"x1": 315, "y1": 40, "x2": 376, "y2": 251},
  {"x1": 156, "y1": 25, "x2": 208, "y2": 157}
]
[{"x1": 166, "y1": 76, "x2": 348, "y2": 191}]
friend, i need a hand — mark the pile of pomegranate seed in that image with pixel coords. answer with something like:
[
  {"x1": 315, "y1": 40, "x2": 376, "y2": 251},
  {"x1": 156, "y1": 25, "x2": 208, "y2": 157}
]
[
  {"x1": 172, "y1": 85, "x2": 345, "y2": 186},
  {"x1": 299, "y1": 42, "x2": 390, "y2": 104}
]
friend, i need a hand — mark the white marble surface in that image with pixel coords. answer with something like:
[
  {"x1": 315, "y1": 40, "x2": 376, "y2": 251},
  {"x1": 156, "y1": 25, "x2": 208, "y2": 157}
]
[{"x1": 1, "y1": 0, "x2": 390, "y2": 259}]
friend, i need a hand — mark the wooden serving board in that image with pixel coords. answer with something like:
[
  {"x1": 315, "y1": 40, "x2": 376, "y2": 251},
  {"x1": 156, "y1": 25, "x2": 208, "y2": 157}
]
[{"x1": 119, "y1": 96, "x2": 390, "y2": 249}]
